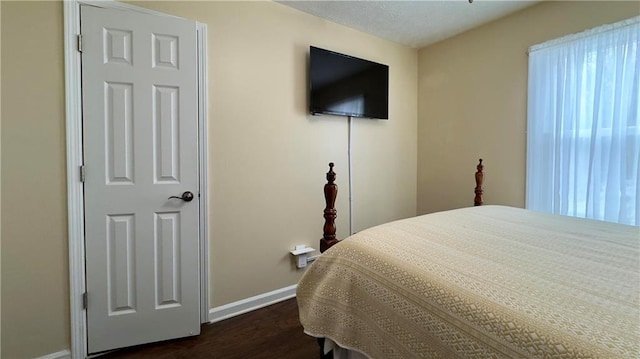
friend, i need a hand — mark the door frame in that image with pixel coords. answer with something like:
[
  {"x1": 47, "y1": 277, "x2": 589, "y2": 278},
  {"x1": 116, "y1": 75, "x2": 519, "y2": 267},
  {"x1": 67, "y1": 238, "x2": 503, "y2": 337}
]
[{"x1": 64, "y1": 1, "x2": 209, "y2": 358}]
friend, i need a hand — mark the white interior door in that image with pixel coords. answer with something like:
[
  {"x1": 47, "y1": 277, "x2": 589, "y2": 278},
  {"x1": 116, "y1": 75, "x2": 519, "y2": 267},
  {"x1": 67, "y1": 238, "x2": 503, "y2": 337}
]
[{"x1": 81, "y1": 5, "x2": 200, "y2": 353}]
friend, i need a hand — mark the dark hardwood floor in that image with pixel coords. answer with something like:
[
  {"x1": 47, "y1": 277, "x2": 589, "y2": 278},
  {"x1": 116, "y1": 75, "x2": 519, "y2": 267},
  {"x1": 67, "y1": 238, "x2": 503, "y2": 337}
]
[{"x1": 101, "y1": 298, "x2": 320, "y2": 359}]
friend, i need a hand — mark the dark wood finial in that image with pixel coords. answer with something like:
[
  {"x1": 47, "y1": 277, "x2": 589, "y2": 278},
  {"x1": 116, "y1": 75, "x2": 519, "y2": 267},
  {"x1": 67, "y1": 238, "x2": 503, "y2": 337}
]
[
  {"x1": 326, "y1": 162, "x2": 335, "y2": 185},
  {"x1": 474, "y1": 159, "x2": 484, "y2": 206},
  {"x1": 321, "y1": 162, "x2": 339, "y2": 253}
]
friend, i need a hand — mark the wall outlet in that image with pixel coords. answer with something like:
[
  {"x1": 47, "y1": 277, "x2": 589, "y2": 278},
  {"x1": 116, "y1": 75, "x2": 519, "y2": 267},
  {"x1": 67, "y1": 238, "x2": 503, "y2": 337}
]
[{"x1": 290, "y1": 245, "x2": 315, "y2": 269}]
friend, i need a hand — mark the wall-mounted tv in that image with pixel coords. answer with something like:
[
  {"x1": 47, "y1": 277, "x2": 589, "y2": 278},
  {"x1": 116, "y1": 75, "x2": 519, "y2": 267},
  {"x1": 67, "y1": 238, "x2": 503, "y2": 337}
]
[{"x1": 309, "y1": 46, "x2": 389, "y2": 120}]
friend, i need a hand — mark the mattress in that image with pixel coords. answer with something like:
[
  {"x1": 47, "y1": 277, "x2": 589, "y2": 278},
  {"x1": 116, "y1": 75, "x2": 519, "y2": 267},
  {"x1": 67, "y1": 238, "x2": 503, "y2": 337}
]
[{"x1": 297, "y1": 206, "x2": 640, "y2": 358}]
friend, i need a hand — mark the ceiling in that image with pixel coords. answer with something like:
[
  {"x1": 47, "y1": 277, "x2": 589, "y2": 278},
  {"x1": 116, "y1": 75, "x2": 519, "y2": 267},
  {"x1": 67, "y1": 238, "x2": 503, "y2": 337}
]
[{"x1": 277, "y1": 0, "x2": 540, "y2": 48}]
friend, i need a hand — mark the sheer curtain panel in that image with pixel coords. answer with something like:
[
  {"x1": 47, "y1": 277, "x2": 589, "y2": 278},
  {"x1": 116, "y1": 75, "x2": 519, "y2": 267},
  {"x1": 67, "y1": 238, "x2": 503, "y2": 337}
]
[{"x1": 526, "y1": 17, "x2": 640, "y2": 226}]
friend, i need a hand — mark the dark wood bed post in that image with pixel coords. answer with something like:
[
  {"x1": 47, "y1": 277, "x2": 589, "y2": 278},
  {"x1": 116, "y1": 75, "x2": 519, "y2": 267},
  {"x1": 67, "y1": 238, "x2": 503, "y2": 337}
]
[
  {"x1": 320, "y1": 163, "x2": 339, "y2": 253},
  {"x1": 474, "y1": 159, "x2": 484, "y2": 206},
  {"x1": 318, "y1": 164, "x2": 338, "y2": 357}
]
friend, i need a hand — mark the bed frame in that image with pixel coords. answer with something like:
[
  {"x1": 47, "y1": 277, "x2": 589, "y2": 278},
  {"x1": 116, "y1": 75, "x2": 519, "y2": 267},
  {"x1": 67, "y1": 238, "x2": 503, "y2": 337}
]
[{"x1": 320, "y1": 159, "x2": 484, "y2": 253}]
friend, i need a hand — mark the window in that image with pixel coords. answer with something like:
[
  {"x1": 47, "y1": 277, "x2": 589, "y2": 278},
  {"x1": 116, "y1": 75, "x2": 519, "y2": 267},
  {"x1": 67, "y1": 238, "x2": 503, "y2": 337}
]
[{"x1": 526, "y1": 17, "x2": 639, "y2": 226}]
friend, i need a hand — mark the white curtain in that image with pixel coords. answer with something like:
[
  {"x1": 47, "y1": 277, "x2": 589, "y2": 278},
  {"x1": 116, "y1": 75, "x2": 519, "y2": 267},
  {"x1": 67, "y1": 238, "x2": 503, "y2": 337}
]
[{"x1": 527, "y1": 17, "x2": 640, "y2": 226}]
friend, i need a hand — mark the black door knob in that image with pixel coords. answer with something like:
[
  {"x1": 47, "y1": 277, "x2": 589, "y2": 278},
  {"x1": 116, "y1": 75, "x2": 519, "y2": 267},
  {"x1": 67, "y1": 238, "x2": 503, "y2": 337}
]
[{"x1": 168, "y1": 191, "x2": 194, "y2": 202}]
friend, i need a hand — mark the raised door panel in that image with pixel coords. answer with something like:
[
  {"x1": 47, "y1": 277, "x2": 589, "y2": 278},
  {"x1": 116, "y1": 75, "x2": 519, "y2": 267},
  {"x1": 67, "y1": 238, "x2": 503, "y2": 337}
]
[
  {"x1": 107, "y1": 214, "x2": 137, "y2": 315},
  {"x1": 153, "y1": 85, "x2": 180, "y2": 184},
  {"x1": 105, "y1": 82, "x2": 134, "y2": 184},
  {"x1": 155, "y1": 212, "x2": 181, "y2": 308}
]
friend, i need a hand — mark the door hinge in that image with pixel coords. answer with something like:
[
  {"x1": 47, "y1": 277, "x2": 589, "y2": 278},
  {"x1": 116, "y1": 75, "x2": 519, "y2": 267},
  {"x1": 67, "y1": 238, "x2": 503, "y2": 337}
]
[
  {"x1": 77, "y1": 34, "x2": 83, "y2": 53},
  {"x1": 82, "y1": 292, "x2": 88, "y2": 310},
  {"x1": 80, "y1": 165, "x2": 86, "y2": 182}
]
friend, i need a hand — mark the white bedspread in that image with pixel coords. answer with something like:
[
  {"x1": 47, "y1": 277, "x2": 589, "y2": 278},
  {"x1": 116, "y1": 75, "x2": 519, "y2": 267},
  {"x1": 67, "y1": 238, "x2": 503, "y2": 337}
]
[{"x1": 297, "y1": 206, "x2": 640, "y2": 358}]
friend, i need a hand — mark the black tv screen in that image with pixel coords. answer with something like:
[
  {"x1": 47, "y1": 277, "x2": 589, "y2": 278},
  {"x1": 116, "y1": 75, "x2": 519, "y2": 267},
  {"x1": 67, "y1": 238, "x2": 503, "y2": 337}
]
[{"x1": 309, "y1": 46, "x2": 389, "y2": 120}]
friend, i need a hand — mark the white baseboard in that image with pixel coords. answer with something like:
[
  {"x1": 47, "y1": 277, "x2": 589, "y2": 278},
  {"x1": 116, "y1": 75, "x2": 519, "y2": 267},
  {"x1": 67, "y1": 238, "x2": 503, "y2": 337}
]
[
  {"x1": 208, "y1": 284, "x2": 297, "y2": 323},
  {"x1": 35, "y1": 349, "x2": 72, "y2": 359}
]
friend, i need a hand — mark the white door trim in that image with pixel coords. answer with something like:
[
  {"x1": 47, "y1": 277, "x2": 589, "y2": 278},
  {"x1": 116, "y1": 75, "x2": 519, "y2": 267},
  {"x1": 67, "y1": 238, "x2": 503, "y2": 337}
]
[
  {"x1": 64, "y1": 2, "x2": 209, "y2": 358},
  {"x1": 196, "y1": 22, "x2": 211, "y2": 328}
]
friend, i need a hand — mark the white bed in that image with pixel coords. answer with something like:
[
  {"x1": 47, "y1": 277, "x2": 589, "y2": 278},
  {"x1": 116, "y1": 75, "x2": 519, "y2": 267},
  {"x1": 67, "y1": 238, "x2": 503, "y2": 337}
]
[{"x1": 297, "y1": 205, "x2": 640, "y2": 358}]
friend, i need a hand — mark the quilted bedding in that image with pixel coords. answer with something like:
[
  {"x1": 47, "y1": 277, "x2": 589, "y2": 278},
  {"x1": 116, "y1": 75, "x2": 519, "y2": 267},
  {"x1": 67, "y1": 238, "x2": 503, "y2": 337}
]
[{"x1": 297, "y1": 206, "x2": 640, "y2": 358}]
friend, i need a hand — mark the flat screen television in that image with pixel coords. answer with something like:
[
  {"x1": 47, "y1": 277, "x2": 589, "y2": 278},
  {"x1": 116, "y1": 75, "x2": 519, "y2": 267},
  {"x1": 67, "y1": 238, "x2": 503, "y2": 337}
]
[{"x1": 309, "y1": 46, "x2": 389, "y2": 120}]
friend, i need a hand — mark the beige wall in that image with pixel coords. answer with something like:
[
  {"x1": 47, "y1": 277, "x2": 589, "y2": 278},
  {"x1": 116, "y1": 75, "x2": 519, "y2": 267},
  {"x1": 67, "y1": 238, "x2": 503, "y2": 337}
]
[
  {"x1": 417, "y1": 1, "x2": 639, "y2": 215},
  {"x1": 1, "y1": 1, "x2": 70, "y2": 358},
  {"x1": 129, "y1": 1, "x2": 418, "y2": 306},
  {"x1": 0, "y1": 1, "x2": 417, "y2": 357}
]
